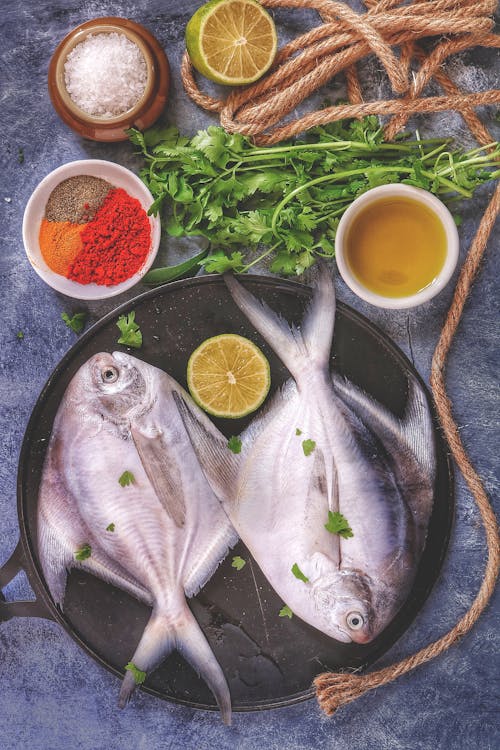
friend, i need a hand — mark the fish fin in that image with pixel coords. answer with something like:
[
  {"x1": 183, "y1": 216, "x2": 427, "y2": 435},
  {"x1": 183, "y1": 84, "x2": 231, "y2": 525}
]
[
  {"x1": 77, "y1": 554, "x2": 153, "y2": 607},
  {"x1": 131, "y1": 426, "x2": 186, "y2": 527},
  {"x1": 224, "y1": 265, "x2": 335, "y2": 379},
  {"x1": 332, "y1": 373, "x2": 435, "y2": 477},
  {"x1": 173, "y1": 392, "x2": 240, "y2": 509},
  {"x1": 184, "y1": 523, "x2": 239, "y2": 598},
  {"x1": 332, "y1": 373, "x2": 435, "y2": 550},
  {"x1": 300, "y1": 262, "x2": 336, "y2": 370},
  {"x1": 37, "y1": 514, "x2": 70, "y2": 608},
  {"x1": 118, "y1": 604, "x2": 232, "y2": 725}
]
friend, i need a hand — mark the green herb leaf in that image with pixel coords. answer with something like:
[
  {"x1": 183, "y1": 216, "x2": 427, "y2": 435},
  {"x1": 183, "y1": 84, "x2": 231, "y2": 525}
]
[
  {"x1": 232, "y1": 556, "x2": 246, "y2": 571},
  {"x1": 18, "y1": 147, "x2": 24, "y2": 165},
  {"x1": 106, "y1": 523, "x2": 115, "y2": 532},
  {"x1": 117, "y1": 311, "x2": 142, "y2": 349},
  {"x1": 291, "y1": 563, "x2": 309, "y2": 583},
  {"x1": 74, "y1": 544, "x2": 91, "y2": 561},
  {"x1": 118, "y1": 471, "x2": 135, "y2": 487},
  {"x1": 62, "y1": 312, "x2": 87, "y2": 334},
  {"x1": 200, "y1": 251, "x2": 245, "y2": 274},
  {"x1": 295, "y1": 428, "x2": 302, "y2": 435},
  {"x1": 279, "y1": 605, "x2": 293, "y2": 619},
  {"x1": 125, "y1": 662, "x2": 147, "y2": 685},
  {"x1": 227, "y1": 436, "x2": 242, "y2": 454},
  {"x1": 302, "y1": 439, "x2": 316, "y2": 456},
  {"x1": 16, "y1": 331, "x2": 24, "y2": 340},
  {"x1": 324, "y1": 510, "x2": 354, "y2": 539}
]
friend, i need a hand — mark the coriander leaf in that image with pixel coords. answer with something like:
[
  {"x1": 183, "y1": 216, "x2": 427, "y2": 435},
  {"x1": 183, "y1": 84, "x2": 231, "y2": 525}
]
[
  {"x1": 270, "y1": 252, "x2": 298, "y2": 275},
  {"x1": 125, "y1": 662, "x2": 147, "y2": 685},
  {"x1": 17, "y1": 331, "x2": 24, "y2": 340},
  {"x1": 232, "y1": 556, "x2": 246, "y2": 571},
  {"x1": 291, "y1": 563, "x2": 309, "y2": 583},
  {"x1": 279, "y1": 605, "x2": 293, "y2": 619},
  {"x1": 453, "y1": 214, "x2": 463, "y2": 227},
  {"x1": 74, "y1": 544, "x2": 91, "y2": 561},
  {"x1": 295, "y1": 428, "x2": 302, "y2": 435},
  {"x1": 200, "y1": 251, "x2": 245, "y2": 274},
  {"x1": 324, "y1": 510, "x2": 354, "y2": 539},
  {"x1": 106, "y1": 523, "x2": 115, "y2": 533},
  {"x1": 118, "y1": 471, "x2": 135, "y2": 487},
  {"x1": 116, "y1": 311, "x2": 142, "y2": 349},
  {"x1": 62, "y1": 311, "x2": 87, "y2": 334},
  {"x1": 228, "y1": 436, "x2": 242, "y2": 454},
  {"x1": 302, "y1": 439, "x2": 316, "y2": 456}
]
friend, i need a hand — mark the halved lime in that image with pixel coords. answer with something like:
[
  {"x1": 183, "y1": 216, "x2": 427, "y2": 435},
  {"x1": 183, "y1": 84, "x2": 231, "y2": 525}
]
[
  {"x1": 187, "y1": 333, "x2": 271, "y2": 418},
  {"x1": 186, "y1": 0, "x2": 278, "y2": 86}
]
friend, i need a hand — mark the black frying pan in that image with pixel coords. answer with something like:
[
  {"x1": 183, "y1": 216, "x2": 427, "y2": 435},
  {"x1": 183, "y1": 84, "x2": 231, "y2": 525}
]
[{"x1": 0, "y1": 274, "x2": 453, "y2": 713}]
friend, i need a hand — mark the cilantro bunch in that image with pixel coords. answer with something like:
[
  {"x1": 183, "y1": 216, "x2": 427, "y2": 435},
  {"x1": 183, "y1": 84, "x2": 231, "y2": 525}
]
[{"x1": 129, "y1": 117, "x2": 499, "y2": 277}]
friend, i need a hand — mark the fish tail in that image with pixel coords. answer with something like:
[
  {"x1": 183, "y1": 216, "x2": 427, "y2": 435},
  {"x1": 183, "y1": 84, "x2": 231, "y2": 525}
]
[
  {"x1": 224, "y1": 263, "x2": 335, "y2": 379},
  {"x1": 118, "y1": 605, "x2": 232, "y2": 725}
]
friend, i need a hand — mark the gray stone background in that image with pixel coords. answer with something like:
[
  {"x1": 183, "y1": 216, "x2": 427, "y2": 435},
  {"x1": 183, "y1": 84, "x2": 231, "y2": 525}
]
[{"x1": 0, "y1": 1, "x2": 498, "y2": 748}]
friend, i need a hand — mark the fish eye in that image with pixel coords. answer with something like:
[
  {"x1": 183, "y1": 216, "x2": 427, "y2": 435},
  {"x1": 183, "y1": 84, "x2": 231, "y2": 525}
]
[
  {"x1": 346, "y1": 611, "x2": 364, "y2": 630},
  {"x1": 101, "y1": 366, "x2": 119, "y2": 384}
]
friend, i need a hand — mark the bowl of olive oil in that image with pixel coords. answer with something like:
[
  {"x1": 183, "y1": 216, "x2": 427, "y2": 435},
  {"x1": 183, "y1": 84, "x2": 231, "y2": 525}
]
[{"x1": 335, "y1": 185, "x2": 459, "y2": 309}]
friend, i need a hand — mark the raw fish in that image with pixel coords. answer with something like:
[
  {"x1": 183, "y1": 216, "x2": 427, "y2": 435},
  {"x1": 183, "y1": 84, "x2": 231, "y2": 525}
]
[
  {"x1": 175, "y1": 267, "x2": 435, "y2": 644},
  {"x1": 38, "y1": 351, "x2": 237, "y2": 723}
]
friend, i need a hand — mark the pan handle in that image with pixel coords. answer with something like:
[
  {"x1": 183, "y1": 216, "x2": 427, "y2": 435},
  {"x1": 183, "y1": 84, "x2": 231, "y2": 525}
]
[{"x1": 0, "y1": 540, "x2": 56, "y2": 622}]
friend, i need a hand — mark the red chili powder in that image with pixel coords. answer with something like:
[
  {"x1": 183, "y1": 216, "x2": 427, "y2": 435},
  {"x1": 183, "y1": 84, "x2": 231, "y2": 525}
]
[{"x1": 67, "y1": 188, "x2": 151, "y2": 286}]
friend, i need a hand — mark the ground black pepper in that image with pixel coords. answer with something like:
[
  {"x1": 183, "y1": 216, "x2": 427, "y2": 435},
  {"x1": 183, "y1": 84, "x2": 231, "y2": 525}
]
[{"x1": 45, "y1": 175, "x2": 113, "y2": 223}]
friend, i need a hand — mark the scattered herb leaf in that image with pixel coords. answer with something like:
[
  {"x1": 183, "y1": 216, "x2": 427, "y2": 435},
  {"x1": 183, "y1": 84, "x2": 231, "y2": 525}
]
[
  {"x1": 125, "y1": 662, "x2": 147, "y2": 685},
  {"x1": 232, "y1": 556, "x2": 246, "y2": 571},
  {"x1": 295, "y1": 428, "x2": 302, "y2": 435},
  {"x1": 74, "y1": 544, "x2": 91, "y2": 561},
  {"x1": 324, "y1": 510, "x2": 354, "y2": 539},
  {"x1": 279, "y1": 605, "x2": 293, "y2": 619},
  {"x1": 16, "y1": 331, "x2": 24, "y2": 340},
  {"x1": 62, "y1": 312, "x2": 87, "y2": 334},
  {"x1": 227, "y1": 435, "x2": 242, "y2": 454},
  {"x1": 119, "y1": 471, "x2": 135, "y2": 487},
  {"x1": 106, "y1": 523, "x2": 115, "y2": 532},
  {"x1": 291, "y1": 563, "x2": 309, "y2": 583},
  {"x1": 117, "y1": 311, "x2": 142, "y2": 348},
  {"x1": 453, "y1": 214, "x2": 463, "y2": 227},
  {"x1": 18, "y1": 147, "x2": 24, "y2": 165},
  {"x1": 302, "y1": 439, "x2": 316, "y2": 456}
]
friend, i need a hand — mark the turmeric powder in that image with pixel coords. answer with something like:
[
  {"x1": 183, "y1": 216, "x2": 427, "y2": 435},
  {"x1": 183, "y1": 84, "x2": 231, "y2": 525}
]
[{"x1": 39, "y1": 218, "x2": 84, "y2": 276}]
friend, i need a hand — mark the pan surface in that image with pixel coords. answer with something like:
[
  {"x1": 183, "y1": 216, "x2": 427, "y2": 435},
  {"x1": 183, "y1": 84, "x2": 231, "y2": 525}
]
[{"x1": 17, "y1": 274, "x2": 453, "y2": 712}]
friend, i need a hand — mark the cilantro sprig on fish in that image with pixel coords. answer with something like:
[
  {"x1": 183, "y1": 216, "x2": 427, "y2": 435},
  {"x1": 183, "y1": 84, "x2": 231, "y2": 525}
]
[
  {"x1": 125, "y1": 662, "x2": 147, "y2": 685},
  {"x1": 324, "y1": 511, "x2": 353, "y2": 539},
  {"x1": 74, "y1": 544, "x2": 91, "y2": 561},
  {"x1": 129, "y1": 117, "x2": 499, "y2": 277},
  {"x1": 118, "y1": 471, "x2": 135, "y2": 487}
]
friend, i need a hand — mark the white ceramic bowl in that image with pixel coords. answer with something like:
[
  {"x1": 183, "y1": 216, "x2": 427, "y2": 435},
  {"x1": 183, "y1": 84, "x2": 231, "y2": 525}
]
[
  {"x1": 22, "y1": 159, "x2": 161, "y2": 300},
  {"x1": 335, "y1": 184, "x2": 459, "y2": 309}
]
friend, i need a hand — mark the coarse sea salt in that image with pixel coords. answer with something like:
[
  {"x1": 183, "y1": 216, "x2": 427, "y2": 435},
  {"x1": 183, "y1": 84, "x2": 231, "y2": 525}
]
[{"x1": 64, "y1": 32, "x2": 148, "y2": 119}]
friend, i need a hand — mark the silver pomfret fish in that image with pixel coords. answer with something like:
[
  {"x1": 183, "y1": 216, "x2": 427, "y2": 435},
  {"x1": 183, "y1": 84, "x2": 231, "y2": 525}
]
[
  {"x1": 176, "y1": 267, "x2": 435, "y2": 645},
  {"x1": 38, "y1": 351, "x2": 237, "y2": 723}
]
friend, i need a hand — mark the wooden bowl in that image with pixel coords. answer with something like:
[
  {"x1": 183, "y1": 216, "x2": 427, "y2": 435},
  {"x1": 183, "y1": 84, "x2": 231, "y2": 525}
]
[{"x1": 48, "y1": 17, "x2": 170, "y2": 142}]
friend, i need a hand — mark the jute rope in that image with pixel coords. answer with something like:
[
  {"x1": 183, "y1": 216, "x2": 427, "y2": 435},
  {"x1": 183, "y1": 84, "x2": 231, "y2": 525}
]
[
  {"x1": 181, "y1": 0, "x2": 500, "y2": 144},
  {"x1": 315, "y1": 181, "x2": 500, "y2": 714},
  {"x1": 182, "y1": 0, "x2": 500, "y2": 715}
]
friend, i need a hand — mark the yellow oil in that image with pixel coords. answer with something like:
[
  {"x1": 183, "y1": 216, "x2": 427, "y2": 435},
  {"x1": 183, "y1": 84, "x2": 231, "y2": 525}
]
[{"x1": 345, "y1": 197, "x2": 447, "y2": 298}]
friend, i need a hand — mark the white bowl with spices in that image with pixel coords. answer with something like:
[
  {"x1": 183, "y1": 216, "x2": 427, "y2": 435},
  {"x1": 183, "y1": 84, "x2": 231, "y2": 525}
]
[
  {"x1": 22, "y1": 160, "x2": 161, "y2": 300},
  {"x1": 335, "y1": 184, "x2": 460, "y2": 309}
]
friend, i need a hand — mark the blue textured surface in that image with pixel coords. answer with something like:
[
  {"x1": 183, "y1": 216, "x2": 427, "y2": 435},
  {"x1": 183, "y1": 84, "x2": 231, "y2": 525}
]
[{"x1": 0, "y1": 2, "x2": 499, "y2": 748}]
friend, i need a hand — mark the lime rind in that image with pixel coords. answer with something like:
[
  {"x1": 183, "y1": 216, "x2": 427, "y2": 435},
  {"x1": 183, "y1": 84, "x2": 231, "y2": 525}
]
[
  {"x1": 185, "y1": 0, "x2": 278, "y2": 86},
  {"x1": 187, "y1": 333, "x2": 271, "y2": 419}
]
